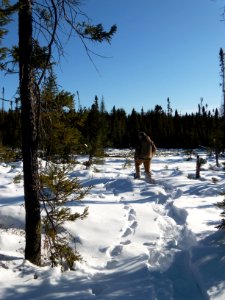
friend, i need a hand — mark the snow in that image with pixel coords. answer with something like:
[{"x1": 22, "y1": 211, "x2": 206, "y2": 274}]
[{"x1": 0, "y1": 148, "x2": 225, "y2": 299}]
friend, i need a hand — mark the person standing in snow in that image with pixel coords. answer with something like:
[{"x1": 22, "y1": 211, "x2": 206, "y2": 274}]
[{"x1": 134, "y1": 131, "x2": 156, "y2": 182}]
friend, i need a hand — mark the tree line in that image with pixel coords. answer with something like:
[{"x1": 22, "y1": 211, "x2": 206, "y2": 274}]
[{"x1": 1, "y1": 90, "x2": 224, "y2": 158}]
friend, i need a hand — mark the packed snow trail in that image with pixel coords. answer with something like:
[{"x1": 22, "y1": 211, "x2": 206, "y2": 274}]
[
  {"x1": 69, "y1": 154, "x2": 209, "y2": 299},
  {"x1": 72, "y1": 176, "x2": 207, "y2": 300}
]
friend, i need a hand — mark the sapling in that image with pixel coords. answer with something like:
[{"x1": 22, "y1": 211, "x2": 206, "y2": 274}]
[
  {"x1": 216, "y1": 196, "x2": 225, "y2": 230},
  {"x1": 122, "y1": 150, "x2": 132, "y2": 169},
  {"x1": 39, "y1": 163, "x2": 91, "y2": 270}
]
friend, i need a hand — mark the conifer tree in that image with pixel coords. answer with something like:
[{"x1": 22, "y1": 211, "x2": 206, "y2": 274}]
[
  {"x1": 219, "y1": 48, "x2": 225, "y2": 117},
  {"x1": 84, "y1": 96, "x2": 104, "y2": 160},
  {"x1": 167, "y1": 97, "x2": 172, "y2": 116},
  {"x1": 127, "y1": 108, "x2": 140, "y2": 147},
  {"x1": 1, "y1": 0, "x2": 117, "y2": 265},
  {"x1": 39, "y1": 163, "x2": 90, "y2": 269},
  {"x1": 40, "y1": 74, "x2": 81, "y2": 160},
  {"x1": 99, "y1": 96, "x2": 110, "y2": 146},
  {"x1": 110, "y1": 107, "x2": 127, "y2": 148}
]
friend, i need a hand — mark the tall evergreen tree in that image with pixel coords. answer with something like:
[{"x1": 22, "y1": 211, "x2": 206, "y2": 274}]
[
  {"x1": 1, "y1": 0, "x2": 117, "y2": 265},
  {"x1": 167, "y1": 97, "x2": 172, "y2": 116},
  {"x1": 219, "y1": 48, "x2": 225, "y2": 117},
  {"x1": 110, "y1": 106, "x2": 127, "y2": 148},
  {"x1": 84, "y1": 96, "x2": 104, "y2": 158},
  {"x1": 40, "y1": 75, "x2": 80, "y2": 160},
  {"x1": 18, "y1": 0, "x2": 41, "y2": 265},
  {"x1": 99, "y1": 96, "x2": 110, "y2": 146}
]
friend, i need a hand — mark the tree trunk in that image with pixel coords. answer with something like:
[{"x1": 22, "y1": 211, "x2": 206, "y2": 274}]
[
  {"x1": 196, "y1": 155, "x2": 201, "y2": 179},
  {"x1": 19, "y1": 0, "x2": 41, "y2": 266}
]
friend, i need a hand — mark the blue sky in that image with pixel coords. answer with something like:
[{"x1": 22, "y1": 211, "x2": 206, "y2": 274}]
[{"x1": 1, "y1": 0, "x2": 225, "y2": 114}]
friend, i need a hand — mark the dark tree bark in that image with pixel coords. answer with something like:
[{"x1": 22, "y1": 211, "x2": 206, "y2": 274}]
[
  {"x1": 17, "y1": 0, "x2": 116, "y2": 266},
  {"x1": 196, "y1": 155, "x2": 201, "y2": 179},
  {"x1": 19, "y1": 0, "x2": 41, "y2": 265}
]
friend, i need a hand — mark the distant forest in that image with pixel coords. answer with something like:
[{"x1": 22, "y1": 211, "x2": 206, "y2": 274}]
[{"x1": 0, "y1": 91, "x2": 224, "y2": 159}]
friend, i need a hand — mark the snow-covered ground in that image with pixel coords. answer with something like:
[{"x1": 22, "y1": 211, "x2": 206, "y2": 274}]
[{"x1": 0, "y1": 148, "x2": 225, "y2": 299}]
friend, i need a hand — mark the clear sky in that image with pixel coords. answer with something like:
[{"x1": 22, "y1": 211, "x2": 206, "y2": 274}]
[{"x1": 1, "y1": 0, "x2": 225, "y2": 114}]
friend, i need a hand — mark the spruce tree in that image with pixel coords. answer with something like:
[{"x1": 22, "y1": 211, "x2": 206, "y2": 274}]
[
  {"x1": 84, "y1": 96, "x2": 104, "y2": 160},
  {"x1": 219, "y1": 48, "x2": 225, "y2": 117},
  {"x1": 1, "y1": 0, "x2": 117, "y2": 265}
]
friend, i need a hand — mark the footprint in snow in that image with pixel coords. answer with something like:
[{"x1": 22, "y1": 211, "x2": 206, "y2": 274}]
[
  {"x1": 120, "y1": 240, "x2": 131, "y2": 245},
  {"x1": 129, "y1": 208, "x2": 136, "y2": 216},
  {"x1": 172, "y1": 188, "x2": 183, "y2": 199},
  {"x1": 128, "y1": 213, "x2": 136, "y2": 221},
  {"x1": 143, "y1": 241, "x2": 157, "y2": 247},
  {"x1": 110, "y1": 245, "x2": 123, "y2": 257},
  {"x1": 106, "y1": 260, "x2": 118, "y2": 269},
  {"x1": 124, "y1": 205, "x2": 130, "y2": 210},
  {"x1": 99, "y1": 247, "x2": 108, "y2": 253},
  {"x1": 130, "y1": 221, "x2": 138, "y2": 229},
  {"x1": 122, "y1": 227, "x2": 133, "y2": 237}
]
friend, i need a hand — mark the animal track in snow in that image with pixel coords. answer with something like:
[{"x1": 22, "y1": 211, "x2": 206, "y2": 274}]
[
  {"x1": 102, "y1": 204, "x2": 139, "y2": 267},
  {"x1": 130, "y1": 221, "x2": 138, "y2": 229},
  {"x1": 143, "y1": 181, "x2": 196, "y2": 274},
  {"x1": 120, "y1": 240, "x2": 131, "y2": 245},
  {"x1": 121, "y1": 227, "x2": 132, "y2": 237},
  {"x1": 120, "y1": 205, "x2": 138, "y2": 238},
  {"x1": 123, "y1": 205, "x2": 130, "y2": 210},
  {"x1": 129, "y1": 208, "x2": 136, "y2": 216},
  {"x1": 110, "y1": 245, "x2": 123, "y2": 257},
  {"x1": 128, "y1": 213, "x2": 136, "y2": 221}
]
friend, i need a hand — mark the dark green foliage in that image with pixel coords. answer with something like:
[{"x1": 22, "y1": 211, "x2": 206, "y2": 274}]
[
  {"x1": 219, "y1": 48, "x2": 225, "y2": 117},
  {"x1": 39, "y1": 75, "x2": 83, "y2": 161},
  {"x1": 79, "y1": 23, "x2": 117, "y2": 43},
  {"x1": 0, "y1": 145, "x2": 21, "y2": 162},
  {"x1": 0, "y1": 109, "x2": 21, "y2": 148},
  {"x1": 11, "y1": 39, "x2": 50, "y2": 70},
  {"x1": 110, "y1": 107, "x2": 128, "y2": 148},
  {"x1": 1, "y1": 101, "x2": 225, "y2": 152},
  {"x1": 216, "y1": 198, "x2": 225, "y2": 230},
  {"x1": 0, "y1": 1, "x2": 18, "y2": 69},
  {"x1": 83, "y1": 96, "x2": 106, "y2": 159},
  {"x1": 40, "y1": 163, "x2": 90, "y2": 270}
]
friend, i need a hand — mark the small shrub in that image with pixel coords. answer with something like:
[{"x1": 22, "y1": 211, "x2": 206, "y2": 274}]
[
  {"x1": 13, "y1": 173, "x2": 23, "y2": 184},
  {"x1": 0, "y1": 147, "x2": 21, "y2": 163},
  {"x1": 123, "y1": 158, "x2": 131, "y2": 169},
  {"x1": 186, "y1": 149, "x2": 194, "y2": 161},
  {"x1": 216, "y1": 198, "x2": 225, "y2": 230},
  {"x1": 39, "y1": 163, "x2": 91, "y2": 270},
  {"x1": 122, "y1": 150, "x2": 133, "y2": 169},
  {"x1": 212, "y1": 177, "x2": 219, "y2": 184}
]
